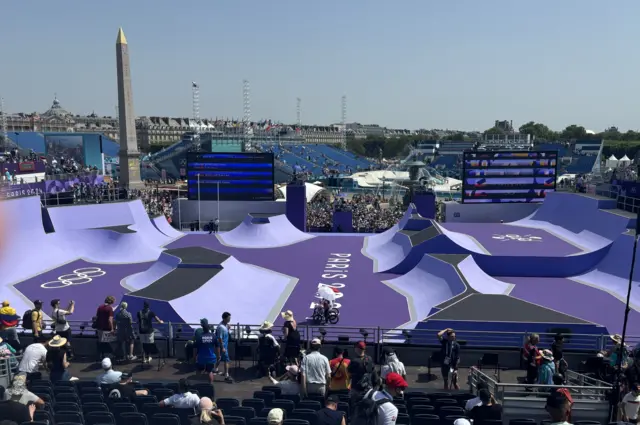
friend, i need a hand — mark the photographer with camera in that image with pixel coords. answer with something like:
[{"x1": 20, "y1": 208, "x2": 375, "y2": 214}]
[{"x1": 51, "y1": 299, "x2": 74, "y2": 359}]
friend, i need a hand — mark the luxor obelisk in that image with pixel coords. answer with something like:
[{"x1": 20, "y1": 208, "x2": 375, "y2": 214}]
[{"x1": 115, "y1": 28, "x2": 143, "y2": 188}]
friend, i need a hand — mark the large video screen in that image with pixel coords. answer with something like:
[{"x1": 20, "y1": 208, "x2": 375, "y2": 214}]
[
  {"x1": 187, "y1": 152, "x2": 275, "y2": 201},
  {"x1": 461, "y1": 151, "x2": 558, "y2": 204}
]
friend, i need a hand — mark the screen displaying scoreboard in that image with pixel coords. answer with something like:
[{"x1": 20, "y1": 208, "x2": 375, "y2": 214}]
[
  {"x1": 187, "y1": 152, "x2": 275, "y2": 201},
  {"x1": 461, "y1": 151, "x2": 558, "y2": 204}
]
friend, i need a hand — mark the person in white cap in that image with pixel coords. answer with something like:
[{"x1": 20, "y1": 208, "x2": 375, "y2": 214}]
[
  {"x1": 300, "y1": 338, "x2": 331, "y2": 396},
  {"x1": 268, "y1": 365, "x2": 301, "y2": 396},
  {"x1": 267, "y1": 408, "x2": 284, "y2": 425},
  {"x1": 95, "y1": 357, "x2": 122, "y2": 385}
]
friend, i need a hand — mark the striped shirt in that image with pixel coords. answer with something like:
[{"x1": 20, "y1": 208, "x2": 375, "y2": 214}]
[{"x1": 301, "y1": 351, "x2": 331, "y2": 384}]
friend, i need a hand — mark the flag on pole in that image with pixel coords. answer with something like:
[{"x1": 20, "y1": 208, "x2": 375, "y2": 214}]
[{"x1": 192, "y1": 82, "x2": 198, "y2": 88}]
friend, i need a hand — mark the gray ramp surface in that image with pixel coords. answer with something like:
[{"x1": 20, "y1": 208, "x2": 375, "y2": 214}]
[
  {"x1": 431, "y1": 293, "x2": 589, "y2": 324},
  {"x1": 164, "y1": 247, "x2": 230, "y2": 265},
  {"x1": 92, "y1": 225, "x2": 136, "y2": 234},
  {"x1": 130, "y1": 268, "x2": 223, "y2": 301}
]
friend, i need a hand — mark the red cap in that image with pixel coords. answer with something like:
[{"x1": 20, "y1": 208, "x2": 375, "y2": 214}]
[
  {"x1": 355, "y1": 341, "x2": 366, "y2": 350},
  {"x1": 385, "y1": 372, "x2": 408, "y2": 389}
]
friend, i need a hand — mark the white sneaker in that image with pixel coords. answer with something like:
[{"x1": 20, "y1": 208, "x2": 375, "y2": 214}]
[
  {"x1": 128, "y1": 355, "x2": 138, "y2": 361},
  {"x1": 147, "y1": 356, "x2": 153, "y2": 363}
]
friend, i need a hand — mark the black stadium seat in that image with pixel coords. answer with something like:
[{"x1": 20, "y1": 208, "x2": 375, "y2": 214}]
[
  {"x1": 289, "y1": 409, "x2": 317, "y2": 425},
  {"x1": 230, "y1": 406, "x2": 256, "y2": 422},
  {"x1": 153, "y1": 413, "x2": 181, "y2": 425},
  {"x1": 261, "y1": 385, "x2": 282, "y2": 397},
  {"x1": 54, "y1": 411, "x2": 85, "y2": 425},
  {"x1": 85, "y1": 411, "x2": 116, "y2": 425},
  {"x1": 271, "y1": 399, "x2": 295, "y2": 414},
  {"x1": 412, "y1": 414, "x2": 441, "y2": 425},
  {"x1": 225, "y1": 416, "x2": 247, "y2": 425},
  {"x1": 54, "y1": 402, "x2": 81, "y2": 412},
  {"x1": 217, "y1": 397, "x2": 241, "y2": 412},
  {"x1": 242, "y1": 398, "x2": 266, "y2": 412},
  {"x1": 119, "y1": 412, "x2": 148, "y2": 425}
]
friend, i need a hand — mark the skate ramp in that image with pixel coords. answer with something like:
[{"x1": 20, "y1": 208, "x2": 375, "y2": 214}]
[
  {"x1": 512, "y1": 192, "x2": 632, "y2": 241},
  {"x1": 364, "y1": 204, "x2": 415, "y2": 249},
  {"x1": 122, "y1": 251, "x2": 298, "y2": 326},
  {"x1": 0, "y1": 196, "x2": 79, "y2": 314},
  {"x1": 121, "y1": 251, "x2": 181, "y2": 291},
  {"x1": 383, "y1": 254, "x2": 467, "y2": 325},
  {"x1": 47, "y1": 200, "x2": 176, "y2": 248},
  {"x1": 365, "y1": 222, "x2": 481, "y2": 273},
  {"x1": 569, "y1": 233, "x2": 640, "y2": 312},
  {"x1": 218, "y1": 214, "x2": 314, "y2": 248},
  {"x1": 457, "y1": 256, "x2": 512, "y2": 294},
  {"x1": 366, "y1": 200, "x2": 618, "y2": 277},
  {"x1": 152, "y1": 216, "x2": 183, "y2": 239},
  {"x1": 55, "y1": 229, "x2": 163, "y2": 263},
  {"x1": 126, "y1": 201, "x2": 176, "y2": 247},
  {"x1": 48, "y1": 202, "x2": 136, "y2": 230}
]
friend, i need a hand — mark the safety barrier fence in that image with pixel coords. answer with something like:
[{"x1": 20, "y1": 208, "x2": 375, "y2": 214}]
[
  {"x1": 595, "y1": 183, "x2": 640, "y2": 214},
  {"x1": 468, "y1": 367, "x2": 612, "y2": 423},
  {"x1": 4, "y1": 319, "x2": 630, "y2": 353}
]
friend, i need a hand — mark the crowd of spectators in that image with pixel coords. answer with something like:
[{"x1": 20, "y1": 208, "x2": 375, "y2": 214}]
[
  {"x1": 0, "y1": 299, "x2": 615, "y2": 425},
  {"x1": 307, "y1": 194, "x2": 406, "y2": 232}
]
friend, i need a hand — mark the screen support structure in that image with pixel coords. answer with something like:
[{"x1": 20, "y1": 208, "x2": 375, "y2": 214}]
[{"x1": 197, "y1": 173, "x2": 201, "y2": 229}]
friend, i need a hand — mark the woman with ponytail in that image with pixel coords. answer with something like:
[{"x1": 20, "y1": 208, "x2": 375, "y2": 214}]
[{"x1": 191, "y1": 397, "x2": 225, "y2": 424}]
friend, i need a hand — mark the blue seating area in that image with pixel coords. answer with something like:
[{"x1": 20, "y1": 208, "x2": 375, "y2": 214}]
[
  {"x1": 431, "y1": 155, "x2": 459, "y2": 170},
  {"x1": 259, "y1": 143, "x2": 376, "y2": 177},
  {"x1": 438, "y1": 141, "x2": 474, "y2": 155},
  {"x1": 6, "y1": 131, "x2": 46, "y2": 152},
  {"x1": 535, "y1": 143, "x2": 569, "y2": 157},
  {"x1": 566, "y1": 155, "x2": 597, "y2": 174}
]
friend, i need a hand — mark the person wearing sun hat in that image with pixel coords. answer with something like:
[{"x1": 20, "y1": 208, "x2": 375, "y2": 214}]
[
  {"x1": 46, "y1": 335, "x2": 73, "y2": 382},
  {"x1": 268, "y1": 364, "x2": 301, "y2": 395},
  {"x1": 537, "y1": 349, "x2": 556, "y2": 385},
  {"x1": 257, "y1": 321, "x2": 280, "y2": 377},
  {"x1": 603, "y1": 333, "x2": 630, "y2": 368},
  {"x1": 281, "y1": 310, "x2": 301, "y2": 365}
]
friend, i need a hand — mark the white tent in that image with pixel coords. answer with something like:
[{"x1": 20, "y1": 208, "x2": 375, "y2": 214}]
[
  {"x1": 606, "y1": 154, "x2": 618, "y2": 169},
  {"x1": 620, "y1": 154, "x2": 631, "y2": 167}
]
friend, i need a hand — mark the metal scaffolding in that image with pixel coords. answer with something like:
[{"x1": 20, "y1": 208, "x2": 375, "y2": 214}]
[
  {"x1": 192, "y1": 81, "x2": 200, "y2": 131},
  {"x1": 341, "y1": 95, "x2": 347, "y2": 151}
]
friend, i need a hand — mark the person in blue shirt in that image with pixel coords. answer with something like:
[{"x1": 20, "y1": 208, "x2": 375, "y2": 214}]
[
  {"x1": 195, "y1": 319, "x2": 217, "y2": 384},
  {"x1": 538, "y1": 349, "x2": 556, "y2": 386},
  {"x1": 215, "y1": 312, "x2": 233, "y2": 383}
]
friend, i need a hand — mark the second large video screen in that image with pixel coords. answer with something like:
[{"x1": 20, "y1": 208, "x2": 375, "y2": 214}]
[
  {"x1": 187, "y1": 152, "x2": 275, "y2": 201},
  {"x1": 461, "y1": 151, "x2": 558, "y2": 203}
]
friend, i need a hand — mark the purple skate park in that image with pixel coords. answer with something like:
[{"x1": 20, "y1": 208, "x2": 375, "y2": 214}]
[{"x1": 1, "y1": 191, "x2": 639, "y2": 346}]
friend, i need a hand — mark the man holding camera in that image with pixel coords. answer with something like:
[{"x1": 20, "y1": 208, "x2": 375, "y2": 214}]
[{"x1": 51, "y1": 299, "x2": 75, "y2": 358}]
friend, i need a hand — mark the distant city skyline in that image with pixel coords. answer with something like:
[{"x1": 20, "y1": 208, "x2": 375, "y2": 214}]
[{"x1": 2, "y1": 1, "x2": 639, "y2": 132}]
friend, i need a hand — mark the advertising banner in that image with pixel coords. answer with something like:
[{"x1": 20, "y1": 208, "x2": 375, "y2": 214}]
[{"x1": 0, "y1": 182, "x2": 45, "y2": 200}]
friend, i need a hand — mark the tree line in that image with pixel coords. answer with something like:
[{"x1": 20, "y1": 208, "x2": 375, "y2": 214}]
[{"x1": 346, "y1": 122, "x2": 640, "y2": 160}]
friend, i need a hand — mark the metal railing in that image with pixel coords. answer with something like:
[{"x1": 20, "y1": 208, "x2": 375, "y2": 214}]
[
  {"x1": 4, "y1": 319, "x2": 628, "y2": 353},
  {"x1": 468, "y1": 367, "x2": 612, "y2": 423}
]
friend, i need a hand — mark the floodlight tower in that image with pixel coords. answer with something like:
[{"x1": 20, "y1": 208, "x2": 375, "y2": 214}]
[
  {"x1": 341, "y1": 95, "x2": 347, "y2": 150},
  {"x1": 0, "y1": 97, "x2": 8, "y2": 150},
  {"x1": 192, "y1": 81, "x2": 200, "y2": 131},
  {"x1": 296, "y1": 97, "x2": 302, "y2": 129},
  {"x1": 242, "y1": 79, "x2": 251, "y2": 137}
]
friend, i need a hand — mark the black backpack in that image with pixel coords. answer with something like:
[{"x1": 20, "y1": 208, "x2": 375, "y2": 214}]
[
  {"x1": 22, "y1": 310, "x2": 34, "y2": 330},
  {"x1": 354, "y1": 356, "x2": 376, "y2": 391},
  {"x1": 352, "y1": 390, "x2": 392, "y2": 425}
]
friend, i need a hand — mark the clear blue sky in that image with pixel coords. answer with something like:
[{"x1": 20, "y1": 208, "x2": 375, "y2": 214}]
[{"x1": 3, "y1": 0, "x2": 638, "y2": 132}]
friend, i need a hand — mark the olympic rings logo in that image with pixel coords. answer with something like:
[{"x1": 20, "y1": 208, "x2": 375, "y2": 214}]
[{"x1": 41, "y1": 267, "x2": 107, "y2": 289}]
